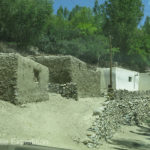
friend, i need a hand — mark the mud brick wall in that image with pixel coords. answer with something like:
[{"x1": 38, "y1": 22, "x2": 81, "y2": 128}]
[
  {"x1": 31, "y1": 55, "x2": 72, "y2": 84},
  {"x1": 0, "y1": 53, "x2": 49, "y2": 104},
  {"x1": 16, "y1": 55, "x2": 49, "y2": 104},
  {"x1": 32, "y1": 55, "x2": 101, "y2": 98},
  {"x1": 70, "y1": 56, "x2": 101, "y2": 97}
]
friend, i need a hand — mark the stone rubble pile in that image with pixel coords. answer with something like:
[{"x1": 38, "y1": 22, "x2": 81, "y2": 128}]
[
  {"x1": 84, "y1": 90, "x2": 150, "y2": 148},
  {"x1": 49, "y1": 82, "x2": 78, "y2": 100}
]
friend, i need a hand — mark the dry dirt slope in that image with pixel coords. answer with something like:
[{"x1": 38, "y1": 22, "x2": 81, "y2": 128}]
[{"x1": 0, "y1": 93, "x2": 105, "y2": 150}]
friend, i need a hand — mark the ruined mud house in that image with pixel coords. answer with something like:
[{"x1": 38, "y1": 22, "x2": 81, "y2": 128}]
[
  {"x1": 31, "y1": 55, "x2": 101, "y2": 97},
  {"x1": 0, "y1": 53, "x2": 49, "y2": 104}
]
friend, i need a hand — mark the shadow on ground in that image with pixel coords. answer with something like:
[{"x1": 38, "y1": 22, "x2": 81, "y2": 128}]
[
  {"x1": 112, "y1": 139, "x2": 150, "y2": 150},
  {"x1": 110, "y1": 125, "x2": 150, "y2": 150},
  {"x1": 130, "y1": 125, "x2": 150, "y2": 137}
]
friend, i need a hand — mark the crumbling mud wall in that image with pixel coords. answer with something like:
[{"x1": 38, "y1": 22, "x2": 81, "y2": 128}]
[
  {"x1": 70, "y1": 56, "x2": 101, "y2": 97},
  {"x1": 0, "y1": 53, "x2": 49, "y2": 104},
  {"x1": 31, "y1": 55, "x2": 72, "y2": 84},
  {"x1": 16, "y1": 55, "x2": 49, "y2": 104},
  {"x1": 84, "y1": 90, "x2": 150, "y2": 148},
  {"x1": 32, "y1": 55, "x2": 101, "y2": 97}
]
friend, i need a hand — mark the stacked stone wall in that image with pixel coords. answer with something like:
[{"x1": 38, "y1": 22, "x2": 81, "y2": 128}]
[{"x1": 49, "y1": 82, "x2": 78, "y2": 100}]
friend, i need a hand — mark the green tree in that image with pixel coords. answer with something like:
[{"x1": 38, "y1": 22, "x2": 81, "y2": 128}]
[
  {"x1": 93, "y1": 0, "x2": 104, "y2": 34},
  {"x1": 0, "y1": 0, "x2": 15, "y2": 41},
  {"x1": 38, "y1": 4, "x2": 109, "y2": 65},
  {"x1": 93, "y1": 0, "x2": 100, "y2": 16},
  {"x1": 142, "y1": 16, "x2": 150, "y2": 54},
  {"x1": 0, "y1": 0, "x2": 53, "y2": 49},
  {"x1": 143, "y1": 16, "x2": 150, "y2": 34},
  {"x1": 64, "y1": 8, "x2": 70, "y2": 19},
  {"x1": 57, "y1": 6, "x2": 64, "y2": 18},
  {"x1": 68, "y1": 5, "x2": 82, "y2": 20},
  {"x1": 70, "y1": 7, "x2": 97, "y2": 36},
  {"x1": 121, "y1": 17, "x2": 150, "y2": 72},
  {"x1": 102, "y1": 0, "x2": 144, "y2": 60},
  {"x1": 127, "y1": 29, "x2": 148, "y2": 71}
]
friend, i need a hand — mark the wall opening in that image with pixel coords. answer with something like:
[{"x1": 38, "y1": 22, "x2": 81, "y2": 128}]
[
  {"x1": 33, "y1": 69, "x2": 40, "y2": 83},
  {"x1": 79, "y1": 63, "x2": 81, "y2": 70},
  {"x1": 128, "y1": 76, "x2": 132, "y2": 82}
]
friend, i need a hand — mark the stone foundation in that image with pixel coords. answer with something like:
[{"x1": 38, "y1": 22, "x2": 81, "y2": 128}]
[{"x1": 49, "y1": 82, "x2": 78, "y2": 100}]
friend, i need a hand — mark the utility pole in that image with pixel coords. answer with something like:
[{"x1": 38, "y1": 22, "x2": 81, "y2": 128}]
[{"x1": 109, "y1": 35, "x2": 113, "y2": 89}]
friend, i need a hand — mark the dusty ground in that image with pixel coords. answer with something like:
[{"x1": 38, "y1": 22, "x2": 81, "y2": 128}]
[
  {"x1": 100, "y1": 125, "x2": 150, "y2": 150},
  {"x1": 0, "y1": 93, "x2": 150, "y2": 150},
  {"x1": 0, "y1": 93, "x2": 105, "y2": 150}
]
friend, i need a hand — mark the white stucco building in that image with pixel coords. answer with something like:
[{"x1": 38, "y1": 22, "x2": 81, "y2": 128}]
[
  {"x1": 98, "y1": 67, "x2": 139, "y2": 92},
  {"x1": 139, "y1": 72, "x2": 150, "y2": 91}
]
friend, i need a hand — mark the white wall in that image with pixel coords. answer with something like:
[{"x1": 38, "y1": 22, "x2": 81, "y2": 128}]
[
  {"x1": 139, "y1": 73, "x2": 150, "y2": 91},
  {"x1": 98, "y1": 68, "x2": 116, "y2": 91},
  {"x1": 99, "y1": 67, "x2": 139, "y2": 91},
  {"x1": 115, "y1": 67, "x2": 139, "y2": 91}
]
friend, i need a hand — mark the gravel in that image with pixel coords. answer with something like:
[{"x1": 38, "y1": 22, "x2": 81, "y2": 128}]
[{"x1": 83, "y1": 90, "x2": 150, "y2": 148}]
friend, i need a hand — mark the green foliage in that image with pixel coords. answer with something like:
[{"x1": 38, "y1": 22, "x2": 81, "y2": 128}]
[
  {"x1": 70, "y1": 7, "x2": 97, "y2": 36},
  {"x1": 0, "y1": 0, "x2": 52, "y2": 48},
  {"x1": 102, "y1": 0, "x2": 144, "y2": 54},
  {"x1": 93, "y1": 0, "x2": 104, "y2": 29},
  {"x1": 127, "y1": 29, "x2": 148, "y2": 71},
  {"x1": 100, "y1": 0, "x2": 149, "y2": 71},
  {"x1": 37, "y1": 4, "x2": 110, "y2": 64},
  {"x1": 68, "y1": 5, "x2": 82, "y2": 20},
  {"x1": 78, "y1": 35, "x2": 109, "y2": 64},
  {"x1": 0, "y1": 0, "x2": 149, "y2": 71},
  {"x1": 143, "y1": 16, "x2": 150, "y2": 34},
  {"x1": 93, "y1": 0, "x2": 100, "y2": 16},
  {"x1": 57, "y1": 6, "x2": 70, "y2": 20},
  {"x1": 57, "y1": 6, "x2": 64, "y2": 18}
]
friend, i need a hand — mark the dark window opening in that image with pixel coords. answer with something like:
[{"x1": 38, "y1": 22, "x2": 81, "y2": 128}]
[
  {"x1": 33, "y1": 69, "x2": 40, "y2": 82},
  {"x1": 79, "y1": 63, "x2": 81, "y2": 70},
  {"x1": 128, "y1": 76, "x2": 132, "y2": 82}
]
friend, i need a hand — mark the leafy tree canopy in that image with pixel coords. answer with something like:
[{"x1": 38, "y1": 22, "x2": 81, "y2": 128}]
[{"x1": 0, "y1": 0, "x2": 53, "y2": 48}]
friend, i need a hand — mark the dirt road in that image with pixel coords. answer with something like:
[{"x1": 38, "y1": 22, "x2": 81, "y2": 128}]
[
  {"x1": 101, "y1": 125, "x2": 150, "y2": 150},
  {"x1": 0, "y1": 93, "x2": 150, "y2": 150},
  {"x1": 0, "y1": 93, "x2": 105, "y2": 150}
]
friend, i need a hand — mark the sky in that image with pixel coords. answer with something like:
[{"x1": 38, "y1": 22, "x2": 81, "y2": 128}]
[{"x1": 53, "y1": 0, "x2": 150, "y2": 26}]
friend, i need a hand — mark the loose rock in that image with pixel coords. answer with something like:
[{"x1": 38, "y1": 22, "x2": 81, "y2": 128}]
[{"x1": 84, "y1": 90, "x2": 150, "y2": 148}]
